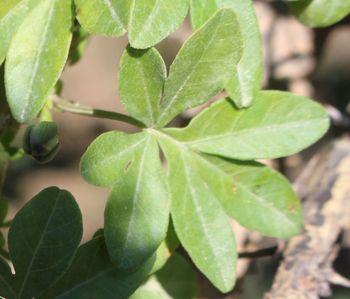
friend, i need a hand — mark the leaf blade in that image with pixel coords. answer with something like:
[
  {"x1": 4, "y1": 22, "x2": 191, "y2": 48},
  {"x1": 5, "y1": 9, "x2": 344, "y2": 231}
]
[
  {"x1": 119, "y1": 46, "x2": 166, "y2": 127},
  {"x1": 8, "y1": 187, "x2": 83, "y2": 299},
  {"x1": 156, "y1": 8, "x2": 243, "y2": 127},
  {"x1": 153, "y1": 130, "x2": 237, "y2": 293},
  {"x1": 190, "y1": 0, "x2": 262, "y2": 107},
  {"x1": 105, "y1": 133, "x2": 170, "y2": 269},
  {"x1": 167, "y1": 90, "x2": 330, "y2": 160},
  {"x1": 5, "y1": 0, "x2": 73, "y2": 123}
]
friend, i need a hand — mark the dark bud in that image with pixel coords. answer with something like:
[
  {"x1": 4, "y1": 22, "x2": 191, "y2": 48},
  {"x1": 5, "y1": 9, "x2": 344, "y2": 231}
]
[{"x1": 23, "y1": 122, "x2": 60, "y2": 164}]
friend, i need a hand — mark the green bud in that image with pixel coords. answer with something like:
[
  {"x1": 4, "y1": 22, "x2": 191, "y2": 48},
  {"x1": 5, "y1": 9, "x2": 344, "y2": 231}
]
[{"x1": 23, "y1": 122, "x2": 60, "y2": 164}]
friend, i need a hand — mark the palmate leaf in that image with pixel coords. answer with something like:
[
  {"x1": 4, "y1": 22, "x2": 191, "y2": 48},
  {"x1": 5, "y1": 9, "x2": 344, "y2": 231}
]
[
  {"x1": 119, "y1": 46, "x2": 166, "y2": 127},
  {"x1": 151, "y1": 130, "x2": 237, "y2": 293},
  {"x1": 8, "y1": 187, "x2": 83, "y2": 299},
  {"x1": 289, "y1": 0, "x2": 350, "y2": 28},
  {"x1": 166, "y1": 90, "x2": 330, "y2": 160},
  {"x1": 5, "y1": 0, "x2": 73, "y2": 123},
  {"x1": 190, "y1": 0, "x2": 262, "y2": 108},
  {"x1": 75, "y1": 0, "x2": 189, "y2": 49},
  {"x1": 80, "y1": 131, "x2": 170, "y2": 270},
  {"x1": 0, "y1": 0, "x2": 42, "y2": 65},
  {"x1": 155, "y1": 8, "x2": 243, "y2": 127},
  {"x1": 130, "y1": 253, "x2": 198, "y2": 299}
]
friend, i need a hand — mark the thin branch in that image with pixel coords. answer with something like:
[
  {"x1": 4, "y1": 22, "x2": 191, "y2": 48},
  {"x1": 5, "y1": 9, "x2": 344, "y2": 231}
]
[{"x1": 52, "y1": 96, "x2": 146, "y2": 128}]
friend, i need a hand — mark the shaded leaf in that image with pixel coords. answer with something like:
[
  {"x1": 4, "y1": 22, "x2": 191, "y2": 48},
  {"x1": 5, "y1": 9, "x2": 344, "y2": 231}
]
[
  {"x1": 8, "y1": 187, "x2": 83, "y2": 298},
  {"x1": 5, "y1": 0, "x2": 73, "y2": 123},
  {"x1": 0, "y1": 0, "x2": 41, "y2": 65},
  {"x1": 0, "y1": 257, "x2": 16, "y2": 299},
  {"x1": 166, "y1": 90, "x2": 329, "y2": 160},
  {"x1": 289, "y1": 0, "x2": 350, "y2": 27},
  {"x1": 75, "y1": 0, "x2": 126, "y2": 36},
  {"x1": 41, "y1": 234, "x2": 155, "y2": 299},
  {"x1": 119, "y1": 46, "x2": 166, "y2": 127},
  {"x1": 130, "y1": 253, "x2": 198, "y2": 299},
  {"x1": 0, "y1": 198, "x2": 8, "y2": 225},
  {"x1": 156, "y1": 8, "x2": 242, "y2": 127},
  {"x1": 190, "y1": 0, "x2": 262, "y2": 107},
  {"x1": 151, "y1": 130, "x2": 237, "y2": 293},
  {"x1": 104, "y1": 133, "x2": 169, "y2": 269}
]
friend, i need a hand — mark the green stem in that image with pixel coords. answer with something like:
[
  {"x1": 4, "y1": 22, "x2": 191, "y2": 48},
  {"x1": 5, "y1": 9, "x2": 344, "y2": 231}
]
[{"x1": 52, "y1": 96, "x2": 145, "y2": 128}]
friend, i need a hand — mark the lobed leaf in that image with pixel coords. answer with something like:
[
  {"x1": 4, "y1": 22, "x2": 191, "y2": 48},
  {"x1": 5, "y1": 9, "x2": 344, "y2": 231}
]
[
  {"x1": 119, "y1": 46, "x2": 166, "y2": 127},
  {"x1": 289, "y1": 0, "x2": 350, "y2": 28},
  {"x1": 104, "y1": 133, "x2": 169, "y2": 270},
  {"x1": 5, "y1": 0, "x2": 73, "y2": 123},
  {"x1": 190, "y1": 0, "x2": 262, "y2": 108},
  {"x1": 166, "y1": 90, "x2": 330, "y2": 160},
  {"x1": 8, "y1": 187, "x2": 83, "y2": 299},
  {"x1": 155, "y1": 8, "x2": 242, "y2": 127},
  {"x1": 152, "y1": 130, "x2": 237, "y2": 293},
  {"x1": 130, "y1": 253, "x2": 198, "y2": 299}
]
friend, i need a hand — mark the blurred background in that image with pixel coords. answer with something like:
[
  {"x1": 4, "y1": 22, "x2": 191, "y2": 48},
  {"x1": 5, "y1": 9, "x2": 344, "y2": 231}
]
[{"x1": 2, "y1": 1, "x2": 350, "y2": 298}]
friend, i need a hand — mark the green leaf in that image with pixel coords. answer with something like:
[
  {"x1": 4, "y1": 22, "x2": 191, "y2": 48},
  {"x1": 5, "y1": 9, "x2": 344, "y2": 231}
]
[
  {"x1": 190, "y1": 0, "x2": 262, "y2": 108},
  {"x1": 204, "y1": 157, "x2": 302, "y2": 238},
  {"x1": 80, "y1": 131, "x2": 147, "y2": 187},
  {"x1": 0, "y1": 198, "x2": 8, "y2": 225},
  {"x1": 130, "y1": 253, "x2": 198, "y2": 299},
  {"x1": 104, "y1": 133, "x2": 169, "y2": 269},
  {"x1": 41, "y1": 234, "x2": 155, "y2": 299},
  {"x1": 0, "y1": 257, "x2": 16, "y2": 299},
  {"x1": 5, "y1": 0, "x2": 73, "y2": 123},
  {"x1": 81, "y1": 131, "x2": 170, "y2": 270},
  {"x1": 0, "y1": 232, "x2": 4, "y2": 248},
  {"x1": 289, "y1": 0, "x2": 350, "y2": 28},
  {"x1": 75, "y1": 0, "x2": 189, "y2": 48},
  {"x1": 75, "y1": 0, "x2": 126, "y2": 37},
  {"x1": 166, "y1": 90, "x2": 330, "y2": 160},
  {"x1": 152, "y1": 130, "x2": 237, "y2": 293},
  {"x1": 155, "y1": 8, "x2": 243, "y2": 127},
  {"x1": 8, "y1": 187, "x2": 83, "y2": 299},
  {"x1": 0, "y1": 0, "x2": 42, "y2": 65},
  {"x1": 119, "y1": 46, "x2": 166, "y2": 127},
  {"x1": 127, "y1": 0, "x2": 189, "y2": 49}
]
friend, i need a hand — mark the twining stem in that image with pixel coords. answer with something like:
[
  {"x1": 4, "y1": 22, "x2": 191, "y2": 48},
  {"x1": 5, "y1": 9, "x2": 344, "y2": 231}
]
[{"x1": 52, "y1": 95, "x2": 145, "y2": 128}]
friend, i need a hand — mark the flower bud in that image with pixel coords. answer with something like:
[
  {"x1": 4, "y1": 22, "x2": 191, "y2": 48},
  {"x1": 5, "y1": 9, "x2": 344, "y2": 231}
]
[{"x1": 23, "y1": 122, "x2": 60, "y2": 164}]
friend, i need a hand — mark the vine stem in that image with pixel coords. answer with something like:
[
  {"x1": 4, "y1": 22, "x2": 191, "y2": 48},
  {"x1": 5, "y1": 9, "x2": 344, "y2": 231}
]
[{"x1": 51, "y1": 95, "x2": 145, "y2": 128}]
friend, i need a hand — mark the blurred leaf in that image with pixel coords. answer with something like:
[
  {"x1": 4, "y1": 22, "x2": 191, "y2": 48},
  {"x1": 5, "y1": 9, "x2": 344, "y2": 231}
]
[
  {"x1": 8, "y1": 187, "x2": 83, "y2": 298},
  {"x1": 289, "y1": 0, "x2": 350, "y2": 27},
  {"x1": 190, "y1": 0, "x2": 262, "y2": 108},
  {"x1": 41, "y1": 234, "x2": 155, "y2": 299},
  {"x1": 81, "y1": 131, "x2": 170, "y2": 270},
  {"x1": 0, "y1": 198, "x2": 8, "y2": 225},
  {"x1": 153, "y1": 130, "x2": 237, "y2": 293},
  {"x1": 75, "y1": 0, "x2": 189, "y2": 49},
  {"x1": 127, "y1": 0, "x2": 189, "y2": 49},
  {"x1": 166, "y1": 91, "x2": 330, "y2": 160},
  {"x1": 130, "y1": 253, "x2": 198, "y2": 299},
  {"x1": 155, "y1": 8, "x2": 242, "y2": 127},
  {"x1": 203, "y1": 156, "x2": 302, "y2": 238},
  {"x1": 0, "y1": 257, "x2": 16, "y2": 299},
  {"x1": 5, "y1": 0, "x2": 73, "y2": 123},
  {"x1": 0, "y1": 0, "x2": 42, "y2": 65},
  {"x1": 75, "y1": 0, "x2": 126, "y2": 37},
  {"x1": 0, "y1": 232, "x2": 4, "y2": 248},
  {"x1": 119, "y1": 46, "x2": 166, "y2": 127}
]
